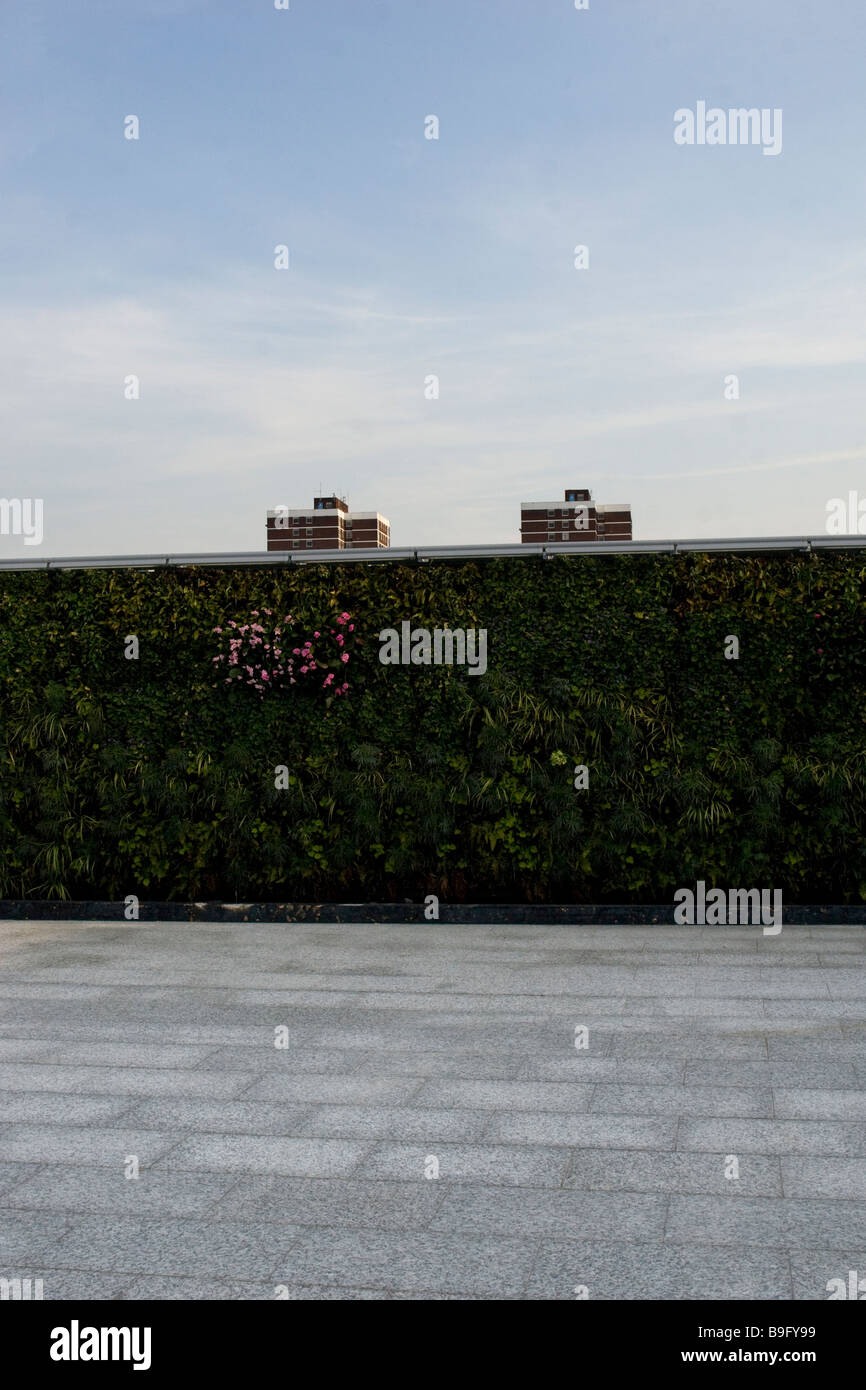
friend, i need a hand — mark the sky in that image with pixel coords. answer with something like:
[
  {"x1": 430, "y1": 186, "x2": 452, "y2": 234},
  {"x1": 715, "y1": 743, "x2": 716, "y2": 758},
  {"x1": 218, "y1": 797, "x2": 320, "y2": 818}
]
[{"x1": 0, "y1": 0, "x2": 864, "y2": 556}]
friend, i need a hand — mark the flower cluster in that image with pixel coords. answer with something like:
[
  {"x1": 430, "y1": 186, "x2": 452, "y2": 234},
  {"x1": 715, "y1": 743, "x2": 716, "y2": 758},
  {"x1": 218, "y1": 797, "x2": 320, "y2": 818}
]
[
  {"x1": 212, "y1": 609, "x2": 354, "y2": 696},
  {"x1": 813, "y1": 610, "x2": 825, "y2": 656}
]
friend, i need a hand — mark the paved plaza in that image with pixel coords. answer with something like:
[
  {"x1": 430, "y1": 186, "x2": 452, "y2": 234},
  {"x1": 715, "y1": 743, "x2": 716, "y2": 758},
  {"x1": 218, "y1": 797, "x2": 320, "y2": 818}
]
[{"x1": 0, "y1": 919, "x2": 864, "y2": 1299}]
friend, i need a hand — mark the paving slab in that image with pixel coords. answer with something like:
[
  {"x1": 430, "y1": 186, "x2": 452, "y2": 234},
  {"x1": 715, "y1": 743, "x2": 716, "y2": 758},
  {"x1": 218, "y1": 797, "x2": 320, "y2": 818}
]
[
  {"x1": 350, "y1": 1050, "x2": 527, "y2": 1079},
  {"x1": 781, "y1": 1156, "x2": 866, "y2": 1200},
  {"x1": 45, "y1": 1213, "x2": 301, "y2": 1278},
  {"x1": 518, "y1": 1056, "x2": 686, "y2": 1083},
  {"x1": 563, "y1": 1148, "x2": 783, "y2": 1196},
  {"x1": 0, "y1": 1125, "x2": 180, "y2": 1168},
  {"x1": 212, "y1": 1176, "x2": 444, "y2": 1230},
  {"x1": 112, "y1": 1098, "x2": 316, "y2": 1137},
  {"x1": 0, "y1": 1162, "x2": 36, "y2": 1200},
  {"x1": 589, "y1": 1083, "x2": 772, "y2": 1117},
  {"x1": 411, "y1": 1080, "x2": 596, "y2": 1111},
  {"x1": 773, "y1": 1088, "x2": 866, "y2": 1120},
  {"x1": 119, "y1": 1275, "x2": 278, "y2": 1300},
  {"x1": 429, "y1": 1184, "x2": 667, "y2": 1239},
  {"x1": 273, "y1": 1228, "x2": 538, "y2": 1297},
  {"x1": 155, "y1": 1135, "x2": 372, "y2": 1178},
  {"x1": 297, "y1": 1105, "x2": 488, "y2": 1142},
  {"x1": 360, "y1": 1140, "x2": 570, "y2": 1186},
  {"x1": 0, "y1": 1063, "x2": 255, "y2": 1098},
  {"x1": 0, "y1": 1040, "x2": 215, "y2": 1068},
  {"x1": 0, "y1": 1210, "x2": 78, "y2": 1261},
  {"x1": 665, "y1": 1194, "x2": 866, "y2": 1248},
  {"x1": 0, "y1": 1092, "x2": 133, "y2": 1126},
  {"x1": 244, "y1": 1075, "x2": 425, "y2": 1105},
  {"x1": 525, "y1": 1239, "x2": 793, "y2": 1300},
  {"x1": 684, "y1": 1059, "x2": 859, "y2": 1088},
  {"x1": 482, "y1": 1112, "x2": 678, "y2": 1148},
  {"x1": 1, "y1": 1164, "x2": 237, "y2": 1217},
  {"x1": 679, "y1": 1117, "x2": 866, "y2": 1156}
]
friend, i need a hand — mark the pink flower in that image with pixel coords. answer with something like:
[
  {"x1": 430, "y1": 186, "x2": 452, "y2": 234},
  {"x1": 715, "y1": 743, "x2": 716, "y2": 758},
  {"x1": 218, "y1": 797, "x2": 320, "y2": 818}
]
[
  {"x1": 817, "y1": 648, "x2": 823, "y2": 654},
  {"x1": 313, "y1": 631, "x2": 320, "y2": 638},
  {"x1": 262, "y1": 671, "x2": 269, "y2": 680},
  {"x1": 341, "y1": 653, "x2": 349, "y2": 663},
  {"x1": 348, "y1": 624, "x2": 354, "y2": 631}
]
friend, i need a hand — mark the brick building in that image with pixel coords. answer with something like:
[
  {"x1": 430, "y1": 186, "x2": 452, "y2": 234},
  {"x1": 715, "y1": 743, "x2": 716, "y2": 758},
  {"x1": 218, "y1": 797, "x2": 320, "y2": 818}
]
[
  {"x1": 266, "y1": 496, "x2": 390, "y2": 552},
  {"x1": 520, "y1": 488, "x2": 632, "y2": 543}
]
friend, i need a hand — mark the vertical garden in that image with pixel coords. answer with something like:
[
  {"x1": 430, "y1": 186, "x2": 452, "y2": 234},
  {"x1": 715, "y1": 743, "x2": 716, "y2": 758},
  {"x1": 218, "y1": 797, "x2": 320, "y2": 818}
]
[{"x1": 1, "y1": 550, "x2": 865, "y2": 903}]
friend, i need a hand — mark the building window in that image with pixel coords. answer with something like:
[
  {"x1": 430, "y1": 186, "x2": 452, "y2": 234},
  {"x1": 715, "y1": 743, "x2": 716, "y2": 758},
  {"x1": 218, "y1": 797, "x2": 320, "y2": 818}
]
[{"x1": 306, "y1": 539, "x2": 313, "y2": 548}]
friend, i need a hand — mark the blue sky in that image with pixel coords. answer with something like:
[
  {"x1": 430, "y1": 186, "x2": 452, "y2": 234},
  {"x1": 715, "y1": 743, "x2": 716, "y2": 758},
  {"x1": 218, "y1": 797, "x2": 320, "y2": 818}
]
[{"x1": 1, "y1": 0, "x2": 864, "y2": 555}]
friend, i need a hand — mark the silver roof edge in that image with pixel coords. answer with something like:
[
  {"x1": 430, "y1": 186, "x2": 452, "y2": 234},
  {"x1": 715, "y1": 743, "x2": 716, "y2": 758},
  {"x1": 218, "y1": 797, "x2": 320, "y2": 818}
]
[{"x1": 0, "y1": 537, "x2": 864, "y2": 571}]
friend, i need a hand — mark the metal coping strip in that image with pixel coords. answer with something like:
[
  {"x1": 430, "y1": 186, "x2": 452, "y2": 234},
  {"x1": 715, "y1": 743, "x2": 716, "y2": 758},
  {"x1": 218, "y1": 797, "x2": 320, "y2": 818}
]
[{"x1": 0, "y1": 536, "x2": 863, "y2": 571}]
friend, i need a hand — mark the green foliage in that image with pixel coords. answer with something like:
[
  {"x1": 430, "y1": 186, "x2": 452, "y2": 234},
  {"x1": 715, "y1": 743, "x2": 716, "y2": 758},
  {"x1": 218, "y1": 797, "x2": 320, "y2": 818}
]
[{"x1": 1, "y1": 552, "x2": 865, "y2": 902}]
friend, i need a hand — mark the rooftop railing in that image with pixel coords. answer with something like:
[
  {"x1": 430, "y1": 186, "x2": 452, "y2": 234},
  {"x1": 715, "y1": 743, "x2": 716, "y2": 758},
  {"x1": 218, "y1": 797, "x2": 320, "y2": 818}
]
[{"x1": 0, "y1": 536, "x2": 864, "y2": 572}]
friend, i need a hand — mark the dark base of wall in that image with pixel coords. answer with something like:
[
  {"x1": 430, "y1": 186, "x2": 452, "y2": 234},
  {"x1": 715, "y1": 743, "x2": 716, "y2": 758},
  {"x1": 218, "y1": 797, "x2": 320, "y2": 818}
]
[{"x1": 1, "y1": 901, "x2": 866, "y2": 925}]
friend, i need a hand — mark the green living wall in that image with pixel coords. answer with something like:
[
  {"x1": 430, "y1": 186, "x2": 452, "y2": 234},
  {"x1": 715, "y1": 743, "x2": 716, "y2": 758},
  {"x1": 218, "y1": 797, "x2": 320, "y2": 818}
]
[{"x1": 1, "y1": 551, "x2": 865, "y2": 903}]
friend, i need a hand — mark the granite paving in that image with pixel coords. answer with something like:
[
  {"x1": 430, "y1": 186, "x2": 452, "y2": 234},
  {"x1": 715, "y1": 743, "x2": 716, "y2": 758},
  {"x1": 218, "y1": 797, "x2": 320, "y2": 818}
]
[{"x1": 0, "y1": 920, "x2": 863, "y2": 1300}]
